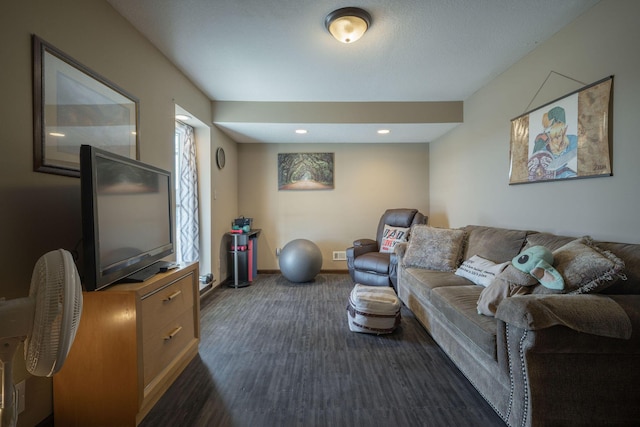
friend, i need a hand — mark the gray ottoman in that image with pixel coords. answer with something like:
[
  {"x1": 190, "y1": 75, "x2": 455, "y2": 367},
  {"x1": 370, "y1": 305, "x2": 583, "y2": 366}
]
[{"x1": 347, "y1": 284, "x2": 401, "y2": 334}]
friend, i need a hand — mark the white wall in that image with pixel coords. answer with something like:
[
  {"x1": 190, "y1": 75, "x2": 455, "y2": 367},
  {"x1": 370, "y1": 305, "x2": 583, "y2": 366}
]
[
  {"x1": 0, "y1": 1, "x2": 235, "y2": 425},
  {"x1": 237, "y1": 143, "x2": 429, "y2": 271},
  {"x1": 429, "y1": 0, "x2": 640, "y2": 243}
]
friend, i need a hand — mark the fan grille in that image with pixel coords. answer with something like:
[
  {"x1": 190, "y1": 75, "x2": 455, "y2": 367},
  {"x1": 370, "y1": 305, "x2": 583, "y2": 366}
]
[{"x1": 24, "y1": 249, "x2": 82, "y2": 377}]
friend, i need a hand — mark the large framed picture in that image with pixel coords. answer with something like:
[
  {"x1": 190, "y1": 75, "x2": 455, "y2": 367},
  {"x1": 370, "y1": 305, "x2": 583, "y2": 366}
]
[
  {"x1": 33, "y1": 35, "x2": 139, "y2": 177},
  {"x1": 508, "y1": 76, "x2": 613, "y2": 185},
  {"x1": 278, "y1": 153, "x2": 334, "y2": 190}
]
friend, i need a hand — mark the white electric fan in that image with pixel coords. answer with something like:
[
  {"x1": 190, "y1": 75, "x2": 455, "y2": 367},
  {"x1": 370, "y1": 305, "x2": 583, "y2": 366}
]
[{"x1": 0, "y1": 249, "x2": 83, "y2": 427}]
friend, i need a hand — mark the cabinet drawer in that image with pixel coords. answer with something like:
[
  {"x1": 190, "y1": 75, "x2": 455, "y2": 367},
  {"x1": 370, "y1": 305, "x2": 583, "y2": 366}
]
[
  {"x1": 53, "y1": 262, "x2": 199, "y2": 427},
  {"x1": 142, "y1": 308, "x2": 196, "y2": 386},
  {"x1": 141, "y1": 274, "x2": 194, "y2": 338}
]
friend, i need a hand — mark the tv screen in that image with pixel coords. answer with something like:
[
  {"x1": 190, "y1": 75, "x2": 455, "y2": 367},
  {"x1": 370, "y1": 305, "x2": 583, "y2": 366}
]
[{"x1": 80, "y1": 145, "x2": 174, "y2": 291}]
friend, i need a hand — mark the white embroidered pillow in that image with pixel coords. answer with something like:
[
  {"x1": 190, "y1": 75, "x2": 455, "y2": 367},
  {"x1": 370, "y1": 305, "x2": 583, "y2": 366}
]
[{"x1": 455, "y1": 255, "x2": 510, "y2": 287}]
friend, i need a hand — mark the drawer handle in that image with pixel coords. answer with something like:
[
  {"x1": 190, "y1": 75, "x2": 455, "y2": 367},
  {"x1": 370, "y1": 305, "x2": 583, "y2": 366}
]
[
  {"x1": 163, "y1": 290, "x2": 182, "y2": 302},
  {"x1": 164, "y1": 326, "x2": 183, "y2": 340}
]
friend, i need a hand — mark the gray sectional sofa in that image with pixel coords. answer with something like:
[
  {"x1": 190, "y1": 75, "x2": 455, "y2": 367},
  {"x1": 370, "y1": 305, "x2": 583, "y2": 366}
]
[{"x1": 395, "y1": 225, "x2": 640, "y2": 427}]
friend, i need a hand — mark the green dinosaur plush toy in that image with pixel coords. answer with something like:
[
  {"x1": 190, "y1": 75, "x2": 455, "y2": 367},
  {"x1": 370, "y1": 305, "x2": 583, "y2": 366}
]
[
  {"x1": 477, "y1": 245, "x2": 564, "y2": 316},
  {"x1": 512, "y1": 245, "x2": 565, "y2": 290}
]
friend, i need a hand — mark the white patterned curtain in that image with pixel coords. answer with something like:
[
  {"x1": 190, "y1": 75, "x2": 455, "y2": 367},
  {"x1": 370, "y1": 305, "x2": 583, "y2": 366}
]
[{"x1": 176, "y1": 121, "x2": 200, "y2": 263}]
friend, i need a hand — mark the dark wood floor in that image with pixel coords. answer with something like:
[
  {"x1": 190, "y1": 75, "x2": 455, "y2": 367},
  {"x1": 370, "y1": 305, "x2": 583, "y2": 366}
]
[{"x1": 140, "y1": 274, "x2": 506, "y2": 427}]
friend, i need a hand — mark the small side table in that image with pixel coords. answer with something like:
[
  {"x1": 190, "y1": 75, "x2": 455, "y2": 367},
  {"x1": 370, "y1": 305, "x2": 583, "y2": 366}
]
[{"x1": 226, "y1": 229, "x2": 261, "y2": 288}]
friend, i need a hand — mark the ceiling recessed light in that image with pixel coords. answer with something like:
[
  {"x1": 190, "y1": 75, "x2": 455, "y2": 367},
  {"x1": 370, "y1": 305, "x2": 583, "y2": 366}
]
[
  {"x1": 295, "y1": 129, "x2": 308, "y2": 134},
  {"x1": 377, "y1": 129, "x2": 390, "y2": 134},
  {"x1": 176, "y1": 114, "x2": 191, "y2": 121},
  {"x1": 48, "y1": 132, "x2": 65, "y2": 137}
]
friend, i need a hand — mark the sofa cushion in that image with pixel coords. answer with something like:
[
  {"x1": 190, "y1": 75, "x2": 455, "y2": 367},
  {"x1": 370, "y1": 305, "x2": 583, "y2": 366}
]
[
  {"x1": 403, "y1": 225, "x2": 465, "y2": 271},
  {"x1": 455, "y1": 255, "x2": 510, "y2": 287},
  {"x1": 598, "y1": 242, "x2": 640, "y2": 295},
  {"x1": 431, "y1": 285, "x2": 498, "y2": 359},
  {"x1": 402, "y1": 268, "x2": 472, "y2": 302},
  {"x1": 546, "y1": 237, "x2": 625, "y2": 294},
  {"x1": 379, "y1": 224, "x2": 409, "y2": 254},
  {"x1": 463, "y1": 225, "x2": 529, "y2": 263},
  {"x1": 524, "y1": 232, "x2": 575, "y2": 251}
]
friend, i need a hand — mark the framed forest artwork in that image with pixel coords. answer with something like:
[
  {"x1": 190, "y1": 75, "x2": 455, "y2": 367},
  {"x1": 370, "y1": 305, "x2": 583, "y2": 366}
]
[{"x1": 278, "y1": 153, "x2": 334, "y2": 191}]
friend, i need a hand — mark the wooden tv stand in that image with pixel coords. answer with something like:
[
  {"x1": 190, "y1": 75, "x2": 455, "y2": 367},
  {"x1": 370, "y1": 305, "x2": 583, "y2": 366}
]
[{"x1": 54, "y1": 262, "x2": 200, "y2": 426}]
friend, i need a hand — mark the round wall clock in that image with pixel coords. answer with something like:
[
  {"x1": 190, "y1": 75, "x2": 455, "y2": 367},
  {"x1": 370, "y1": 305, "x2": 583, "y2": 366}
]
[{"x1": 216, "y1": 147, "x2": 225, "y2": 169}]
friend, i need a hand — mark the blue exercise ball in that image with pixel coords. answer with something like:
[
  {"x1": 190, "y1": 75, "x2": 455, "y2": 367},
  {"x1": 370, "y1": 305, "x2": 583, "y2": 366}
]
[{"x1": 279, "y1": 239, "x2": 323, "y2": 283}]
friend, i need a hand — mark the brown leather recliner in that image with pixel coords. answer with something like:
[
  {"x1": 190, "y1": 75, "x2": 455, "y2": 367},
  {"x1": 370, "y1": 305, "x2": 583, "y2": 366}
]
[{"x1": 346, "y1": 208, "x2": 427, "y2": 290}]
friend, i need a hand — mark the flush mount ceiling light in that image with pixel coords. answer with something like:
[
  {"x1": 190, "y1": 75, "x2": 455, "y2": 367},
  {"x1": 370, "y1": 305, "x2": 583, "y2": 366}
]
[{"x1": 325, "y1": 7, "x2": 371, "y2": 44}]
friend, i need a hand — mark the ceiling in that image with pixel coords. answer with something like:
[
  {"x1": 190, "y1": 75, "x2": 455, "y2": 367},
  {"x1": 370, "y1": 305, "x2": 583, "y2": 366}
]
[{"x1": 106, "y1": 0, "x2": 599, "y2": 143}]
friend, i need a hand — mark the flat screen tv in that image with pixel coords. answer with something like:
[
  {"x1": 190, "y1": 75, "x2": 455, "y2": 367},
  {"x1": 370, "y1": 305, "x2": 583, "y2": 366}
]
[{"x1": 80, "y1": 144, "x2": 174, "y2": 291}]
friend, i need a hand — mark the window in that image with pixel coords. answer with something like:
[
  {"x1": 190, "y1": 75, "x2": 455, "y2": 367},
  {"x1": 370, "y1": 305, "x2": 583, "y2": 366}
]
[{"x1": 174, "y1": 121, "x2": 199, "y2": 264}]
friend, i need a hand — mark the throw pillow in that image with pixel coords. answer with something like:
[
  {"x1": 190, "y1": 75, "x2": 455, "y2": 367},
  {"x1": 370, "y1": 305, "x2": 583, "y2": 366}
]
[
  {"x1": 379, "y1": 224, "x2": 410, "y2": 254},
  {"x1": 402, "y1": 225, "x2": 465, "y2": 271},
  {"x1": 455, "y1": 255, "x2": 510, "y2": 287},
  {"x1": 544, "y1": 237, "x2": 625, "y2": 294}
]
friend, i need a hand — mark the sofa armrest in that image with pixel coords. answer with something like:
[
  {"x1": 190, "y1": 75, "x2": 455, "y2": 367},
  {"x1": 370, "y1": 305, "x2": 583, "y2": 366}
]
[
  {"x1": 389, "y1": 252, "x2": 400, "y2": 289},
  {"x1": 395, "y1": 242, "x2": 408, "y2": 259},
  {"x1": 346, "y1": 239, "x2": 378, "y2": 281},
  {"x1": 350, "y1": 238, "x2": 378, "y2": 257},
  {"x1": 500, "y1": 298, "x2": 640, "y2": 426},
  {"x1": 496, "y1": 294, "x2": 632, "y2": 339},
  {"x1": 353, "y1": 238, "x2": 377, "y2": 248}
]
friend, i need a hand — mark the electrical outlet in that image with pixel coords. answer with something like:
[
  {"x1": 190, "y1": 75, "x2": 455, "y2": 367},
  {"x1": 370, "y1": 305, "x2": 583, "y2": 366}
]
[
  {"x1": 332, "y1": 251, "x2": 347, "y2": 261},
  {"x1": 16, "y1": 380, "x2": 25, "y2": 414}
]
